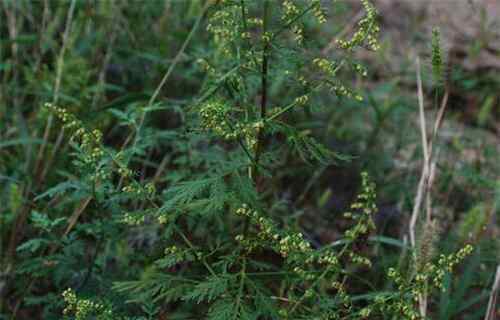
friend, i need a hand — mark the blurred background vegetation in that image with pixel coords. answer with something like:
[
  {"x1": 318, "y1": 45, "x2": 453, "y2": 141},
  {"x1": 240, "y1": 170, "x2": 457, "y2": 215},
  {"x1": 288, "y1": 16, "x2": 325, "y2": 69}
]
[{"x1": 0, "y1": 0, "x2": 498, "y2": 319}]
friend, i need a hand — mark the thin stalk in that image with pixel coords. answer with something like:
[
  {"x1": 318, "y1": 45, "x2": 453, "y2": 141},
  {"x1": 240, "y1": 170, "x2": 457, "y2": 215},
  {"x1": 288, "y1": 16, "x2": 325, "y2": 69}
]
[
  {"x1": 240, "y1": 0, "x2": 248, "y2": 32},
  {"x1": 146, "y1": 197, "x2": 218, "y2": 278},
  {"x1": 119, "y1": 2, "x2": 211, "y2": 189},
  {"x1": 271, "y1": 2, "x2": 317, "y2": 41},
  {"x1": 289, "y1": 243, "x2": 350, "y2": 315},
  {"x1": 125, "y1": 0, "x2": 211, "y2": 154},
  {"x1": 172, "y1": 224, "x2": 217, "y2": 277},
  {"x1": 234, "y1": 259, "x2": 247, "y2": 319},
  {"x1": 266, "y1": 99, "x2": 300, "y2": 122},
  {"x1": 252, "y1": 0, "x2": 270, "y2": 182},
  {"x1": 266, "y1": 62, "x2": 345, "y2": 123},
  {"x1": 34, "y1": 0, "x2": 76, "y2": 176}
]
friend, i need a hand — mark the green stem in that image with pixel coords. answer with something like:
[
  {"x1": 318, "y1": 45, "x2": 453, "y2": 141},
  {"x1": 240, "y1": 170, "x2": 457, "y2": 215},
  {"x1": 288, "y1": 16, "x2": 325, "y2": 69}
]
[
  {"x1": 234, "y1": 259, "x2": 247, "y2": 318},
  {"x1": 266, "y1": 99, "x2": 300, "y2": 122},
  {"x1": 148, "y1": 198, "x2": 217, "y2": 278},
  {"x1": 289, "y1": 243, "x2": 351, "y2": 315},
  {"x1": 271, "y1": 2, "x2": 317, "y2": 41},
  {"x1": 252, "y1": 0, "x2": 271, "y2": 182},
  {"x1": 172, "y1": 224, "x2": 218, "y2": 277},
  {"x1": 126, "y1": 0, "x2": 212, "y2": 154},
  {"x1": 266, "y1": 61, "x2": 346, "y2": 122}
]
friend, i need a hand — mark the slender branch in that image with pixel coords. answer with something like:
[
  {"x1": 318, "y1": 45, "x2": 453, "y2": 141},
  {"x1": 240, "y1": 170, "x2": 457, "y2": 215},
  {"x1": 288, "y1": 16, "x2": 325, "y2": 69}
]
[
  {"x1": 253, "y1": 0, "x2": 271, "y2": 182},
  {"x1": 172, "y1": 224, "x2": 218, "y2": 277},
  {"x1": 289, "y1": 243, "x2": 351, "y2": 315},
  {"x1": 266, "y1": 99, "x2": 299, "y2": 122},
  {"x1": 266, "y1": 61, "x2": 345, "y2": 123},
  {"x1": 234, "y1": 259, "x2": 247, "y2": 319},
  {"x1": 122, "y1": 0, "x2": 212, "y2": 154},
  {"x1": 271, "y1": 2, "x2": 317, "y2": 41},
  {"x1": 117, "y1": 2, "x2": 212, "y2": 190},
  {"x1": 409, "y1": 57, "x2": 450, "y2": 319},
  {"x1": 484, "y1": 265, "x2": 500, "y2": 320},
  {"x1": 240, "y1": 0, "x2": 248, "y2": 32},
  {"x1": 34, "y1": 0, "x2": 76, "y2": 176}
]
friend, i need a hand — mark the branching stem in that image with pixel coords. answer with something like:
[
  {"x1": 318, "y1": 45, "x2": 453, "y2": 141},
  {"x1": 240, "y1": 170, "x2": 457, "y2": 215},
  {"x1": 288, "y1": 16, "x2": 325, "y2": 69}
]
[{"x1": 253, "y1": 0, "x2": 271, "y2": 183}]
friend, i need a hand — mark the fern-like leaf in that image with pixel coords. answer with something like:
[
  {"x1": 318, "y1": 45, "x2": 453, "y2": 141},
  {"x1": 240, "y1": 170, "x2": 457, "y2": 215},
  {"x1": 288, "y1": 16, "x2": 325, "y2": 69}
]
[{"x1": 183, "y1": 275, "x2": 229, "y2": 304}]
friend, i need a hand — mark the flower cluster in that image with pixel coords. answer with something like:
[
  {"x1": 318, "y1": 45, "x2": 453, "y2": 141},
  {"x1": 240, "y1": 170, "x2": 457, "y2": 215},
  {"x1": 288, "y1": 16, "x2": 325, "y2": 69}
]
[
  {"x1": 278, "y1": 233, "x2": 312, "y2": 258},
  {"x1": 62, "y1": 288, "x2": 112, "y2": 320},
  {"x1": 431, "y1": 27, "x2": 444, "y2": 87},
  {"x1": 121, "y1": 181, "x2": 155, "y2": 198},
  {"x1": 343, "y1": 172, "x2": 377, "y2": 241},
  {"x1": 349, "y1": 252, "x2": 372, "y2": 267},
  {"x1": 317, "y1": 251, "x2": 339, "y2": 268},
  {"x1": 157, "y1": 245, "x2": 201, "y2": 269},
  {"x1": 248, "y1": 17, "x2": 263, "y2": 27},
  {"x1": 328, "y1": 82, "x2": 364, "y2": 101},
  {"x1": 46, "y1": 103, "x2": 157, "y2": 199},
  {"x1": 121, "y1": 211, "x2": 146, "y2": 226},
  {"x1": 235, "y1": 203, "x2": 352, "y2": 290},
  {"x1": 282, "y1": 0, "x2": 299, "y2": 19},
  {"x1": 196, "y1": 58, "x2": 216, "y2": 75},
  {"x1": 281, "y1": 0, "x2": 305, "y2": 44},
  {"x1": 163, "y1": 245, "x2": 190, "y2": 263},
  {"x1": 206, "y1": 5, "x2": 240, "y2": 57},
  {"x1": 352, "y1": 62, "x2": 368, "y2": 77},
  {"x1": 157, "y1": 214, "x2": 169, "y2": 225},
  {"x1": 313, "y1": 58, "x2": 338, "y2": 76},
  {"x1": 381, "y1": 245, "x2": 474, "y2": 319},
  {"x1": 293, "y1": 94, "x2": 309, "y2": 107},
  {"x1": 336, "y1": 0, "x2": 380, "y2": 51},
  {"x1": 291, "y1": 25, "x2": 304, "y2": 44},
  {"x1": 235, "y1": 204, "x2": 275, "y2": 239},
  {"x1": 359, "y1": 306, "x2": 372, "y2": 318},
  {"x1": 311, "y1": 0, "x2": 327, "y2": 24},
  {"x1": 235, "y1": 204, "x2": 312, "y2": 259},
  {"x1": 433, "y1": 244, "x2": 474, "y2": 287},
  {"x1": 406, "y1": 245, "x2": 474, "y2": 295},
  {"x1": 117, "y1": 166, "x2": 133, "y2": 179},
  {"x1": 239, "y1": 121, "x2": 263, "y2": 151},
  {"x1": 312, "y1": 58, "x2": 366, "y2": 101},
  {"x1": 373, "y1": 285, "x2": 420, "y2": 319},
  {"x1": 45, "y1": 103, "x2": 104, "y2": 165},
  {"x1": 45, "y1": 103, "x2": 111, "y2": 182},
  {"x1": 292, "y1": 266, "x2": 317, "y2": 281},
  {"x1": 199, "y1": 100, "x2": 231, "y2": 137},
  {"x1": 331, "y1": 281, "x2": 352, "y2": 310},
  {"x1": 297, "y1": 74, "x2": 308, "y2": 86},
  {"x1": 198, "y1": 99, "x2": 265, "y2": 151}
]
